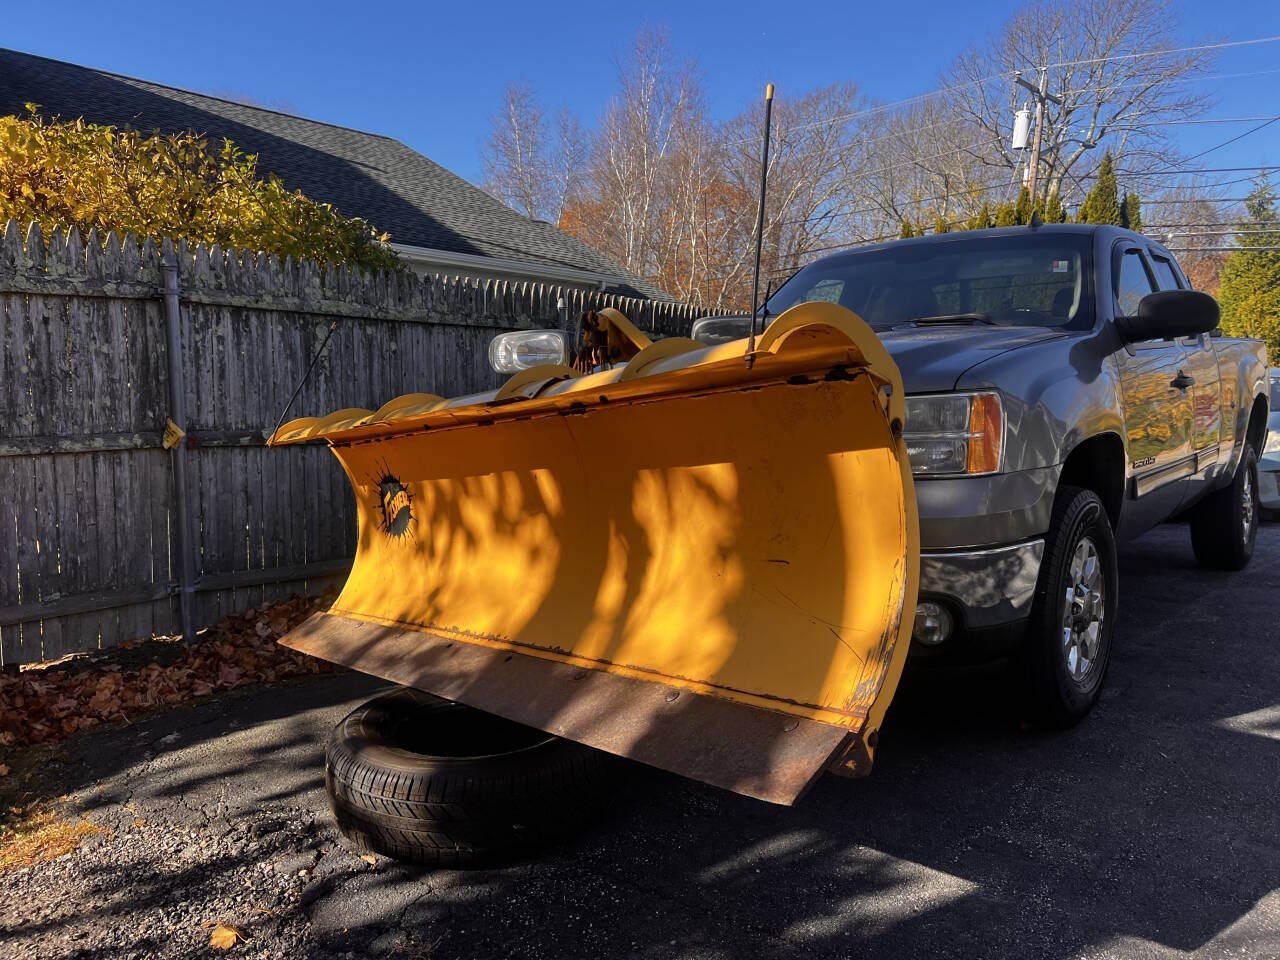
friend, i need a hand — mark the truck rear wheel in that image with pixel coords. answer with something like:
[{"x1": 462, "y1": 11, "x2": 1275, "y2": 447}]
[
  {"x1": 325, "y1": 688, "x2": 614, "y2": 867},
  {"x1": 1019, "y1": 486, "x2": 1118, "y2": 728},
  {"x1": 1190, "y1": 444, "x2": 1258, "y2": 571}
]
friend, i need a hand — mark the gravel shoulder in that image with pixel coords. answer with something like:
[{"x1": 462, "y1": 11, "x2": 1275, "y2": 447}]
[{"x1": 2, "y1": 523, "x2": 1279, "y2": 960}]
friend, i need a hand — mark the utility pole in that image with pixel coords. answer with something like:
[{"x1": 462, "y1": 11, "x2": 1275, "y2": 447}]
[{"x1": 1014, "y1": 67, "x2": 1063, "y2": 208}]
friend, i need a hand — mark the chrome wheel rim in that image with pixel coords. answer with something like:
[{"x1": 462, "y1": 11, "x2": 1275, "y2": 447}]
[
  {"x1": 1241, "y1": 466, "x2": 1255, "y2": 544},
  {"x1": 1061, "y1": 536, "x2": 1105, "y2": 683}
]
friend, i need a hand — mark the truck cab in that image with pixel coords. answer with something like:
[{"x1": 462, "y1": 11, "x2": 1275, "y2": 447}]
[{"x1": 746, "y1": 224, "x2": 1271, "y2": 722}]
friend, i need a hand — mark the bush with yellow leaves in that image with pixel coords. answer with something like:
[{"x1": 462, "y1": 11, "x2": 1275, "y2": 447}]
[{"x1": 0, "y1": 105, "x2": 399, "y2": 272}]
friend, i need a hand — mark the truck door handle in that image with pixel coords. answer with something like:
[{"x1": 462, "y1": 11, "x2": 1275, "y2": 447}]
[{"x1": 1170, "y1": 371, "x2": 1194, "y2": 390}]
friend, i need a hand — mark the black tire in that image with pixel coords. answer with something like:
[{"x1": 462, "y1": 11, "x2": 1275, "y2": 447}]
[
  {"x1": 1190, "y1": 444, "x2": 1259, "y2": 571},
  {"x1": 1019, "y1": 486, "x2": 1118, "y2": 728},
  {"x1": 325, "y1": 688, "x2": 614, "y2": 868}
]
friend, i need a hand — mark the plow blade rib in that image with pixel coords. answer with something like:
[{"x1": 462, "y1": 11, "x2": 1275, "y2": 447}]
[{"x1": 276, "y1": 303, "x2": 919, "y2": 805}]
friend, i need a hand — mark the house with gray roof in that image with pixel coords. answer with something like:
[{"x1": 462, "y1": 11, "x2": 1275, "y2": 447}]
[{"x1": 0, "y1": 48, "x2": 667, "y2": 299}]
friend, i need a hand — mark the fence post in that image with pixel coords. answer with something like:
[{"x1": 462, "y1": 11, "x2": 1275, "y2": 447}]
[{"x1": 162, "y1": 251, "x2": 198, "y2": 643}]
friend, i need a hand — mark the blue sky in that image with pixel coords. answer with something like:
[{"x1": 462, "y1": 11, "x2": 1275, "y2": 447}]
[{"x1": 10, "y1": 1, "x2": 1280, "y2": 190}]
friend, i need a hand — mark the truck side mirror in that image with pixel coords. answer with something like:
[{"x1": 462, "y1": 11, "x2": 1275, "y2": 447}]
[{"x1": 1117, "y1": 290, "x2": 1219, "y2": 342}]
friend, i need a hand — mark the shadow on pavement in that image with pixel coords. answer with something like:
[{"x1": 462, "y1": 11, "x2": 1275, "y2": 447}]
[{"x1": 7, "y1": 525, "x2": 1279, "y2": 960}]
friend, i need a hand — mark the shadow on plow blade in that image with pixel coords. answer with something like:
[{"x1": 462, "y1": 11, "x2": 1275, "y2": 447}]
[{"x1": 272, "y1": 303, "x2": 920, "y2": 805}]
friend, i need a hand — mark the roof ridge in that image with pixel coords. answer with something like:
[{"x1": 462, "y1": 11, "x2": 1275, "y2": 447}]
[{"x1": 0, "y1": 47, "x2": 397, "y2": 142}]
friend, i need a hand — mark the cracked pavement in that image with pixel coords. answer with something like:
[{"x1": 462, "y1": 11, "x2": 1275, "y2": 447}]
[{"x1": 2, "y1": 522, "x2": 1279, "y2": 959}]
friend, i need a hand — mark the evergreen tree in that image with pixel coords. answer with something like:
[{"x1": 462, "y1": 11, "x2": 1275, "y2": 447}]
[
  {"x1": 1045, "y1": 191, "x2": 1066, "y2": 224},
  {"x1": 900, "y1": 221, "x2": 916, "y2": 239},
  {"x1": 1014, "y1": 185, "x2": 1032, "y2": 225},
  {"x1": 994, "y1": 201, "x2": 1017, "y2": 227},
  {"x1": 1122, "y1": 192, "x2": 1142, "y2": 232},
  {"x1": 965, "y1": 202, "x2": 990, "y2": 231},
  {"x1": 1077, "y1": 150, "x2": 1122, "y2": 225},
  {"x1": 933, "y1": 215, "x2": 951, "y2": 235},
  {"x1": 1218, "y1": 177, "x2": 1280, "y2": 365}
]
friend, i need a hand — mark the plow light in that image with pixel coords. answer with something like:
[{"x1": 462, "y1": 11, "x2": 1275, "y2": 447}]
[
  {"x1": 691, "y1": 315, "x2": 753, "y2": 345},
  {"x1": 489, "y1": 330, "x2": 568, "y2": 373}
]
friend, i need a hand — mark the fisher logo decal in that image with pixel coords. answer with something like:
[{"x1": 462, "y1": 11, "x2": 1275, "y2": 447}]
[{"x1": 373, "y1": 464, "x2": 414, "y2": 540}]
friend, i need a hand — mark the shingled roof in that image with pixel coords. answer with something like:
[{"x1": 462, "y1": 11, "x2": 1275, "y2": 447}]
[{"x1": 0, "y1": 48, "x2": 668, "y2": 299}]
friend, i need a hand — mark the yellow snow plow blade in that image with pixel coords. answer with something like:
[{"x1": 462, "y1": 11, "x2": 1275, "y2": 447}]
[{"x1": 271, "y1": 302, "x2": 918, "y2": 805}]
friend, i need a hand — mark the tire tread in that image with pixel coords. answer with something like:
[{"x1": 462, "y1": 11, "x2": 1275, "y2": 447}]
[{"x1": 324, "y1": 689, "x2": 613, "y2": 867}]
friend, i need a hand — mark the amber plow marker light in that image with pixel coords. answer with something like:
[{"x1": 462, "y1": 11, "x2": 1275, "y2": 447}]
[{"x1": 266, "y1": 302, "x2": 919, "y2": 806}]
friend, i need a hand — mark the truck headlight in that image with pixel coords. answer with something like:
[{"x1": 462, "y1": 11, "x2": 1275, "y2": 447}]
[
  {"x1": 488, "y1": 330, "x2": 568, "y2": 373},
  {"x1": 904, "y1": 392, "x2": 1004, "y2": 476}
]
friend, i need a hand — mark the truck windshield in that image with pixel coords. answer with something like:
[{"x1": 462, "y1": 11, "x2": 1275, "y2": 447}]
[{"x1": 765, "y1": 234, "x2": 1093, "y2": 331}]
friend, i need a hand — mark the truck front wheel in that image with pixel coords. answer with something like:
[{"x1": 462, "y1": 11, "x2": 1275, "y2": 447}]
[{"x1": 1019, "y1": 486, "x2": 1118, "y2": 727}]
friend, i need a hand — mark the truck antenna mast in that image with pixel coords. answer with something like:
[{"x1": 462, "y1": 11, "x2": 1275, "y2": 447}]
[{"x1": 746, "y1": 82, "x2": 775, "y2": 366}]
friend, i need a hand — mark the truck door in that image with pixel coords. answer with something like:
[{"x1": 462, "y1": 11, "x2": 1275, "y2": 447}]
[
  {"x1": 1150, "y1": 251, "x2": 1223, "y2": 505},
  {"x1": 1113, "y1": 245, "x2": 1194, "y2": 539}
]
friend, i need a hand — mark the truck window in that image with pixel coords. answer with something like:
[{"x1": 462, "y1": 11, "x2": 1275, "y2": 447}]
[
  {"x1": 1115, "y1": 250, "x2": 1155, "y2": 317},
  {"x1": 1150, "y1": 255, "x2": 1183, "y2": 291},
  {"x1": 765, "y1": 234, "x2": 1092, "y2": 330}
]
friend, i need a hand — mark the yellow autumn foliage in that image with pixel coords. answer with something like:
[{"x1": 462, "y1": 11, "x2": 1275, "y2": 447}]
[{"x1": 0, "y1": 106, "x2": 399, "y2": 272}]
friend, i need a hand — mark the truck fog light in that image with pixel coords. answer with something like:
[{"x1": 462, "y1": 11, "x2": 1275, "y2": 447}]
[{"x1": 913, "y1": 602, "x2": 954, "y2": 646}]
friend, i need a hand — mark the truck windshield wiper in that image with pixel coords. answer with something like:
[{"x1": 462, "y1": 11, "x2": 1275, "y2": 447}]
[{"x1": 911, "y1": 312, "x2": 998, "y2": 326}]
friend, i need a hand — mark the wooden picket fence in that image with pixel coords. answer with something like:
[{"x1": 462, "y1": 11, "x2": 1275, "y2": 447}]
[{"x1": 0, "y1": 220, "x2": 708, "y2": 665}]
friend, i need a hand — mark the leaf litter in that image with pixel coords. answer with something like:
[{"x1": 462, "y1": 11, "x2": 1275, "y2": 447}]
[{"x1": 0, "y1": 594, "x2": 333, "y2": 750}]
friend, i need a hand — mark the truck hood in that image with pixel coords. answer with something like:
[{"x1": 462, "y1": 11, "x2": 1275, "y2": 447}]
[{"x1": 877, "y1": 325, "x2": 1066, "y2": 393}]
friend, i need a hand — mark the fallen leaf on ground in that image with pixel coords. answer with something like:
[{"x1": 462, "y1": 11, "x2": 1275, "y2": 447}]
[
  {"x1": 208, "y1": 923, "x2": 250, "y2": 949},
  {"x1": 0, "y1": 810, "x2": 101, "y2": 873},
  {"x1": 360, "y1": 853, "x2": 377, "y2": 867},
  {"x1": 0, "y1": 764, "x2": 9, "y2": 777},
  {"x1": 0, "y1": 594, "x2": 333, "y2": 749},
  {"x1": 132, "y1": 818, "x2": 146, "y2": 829}
]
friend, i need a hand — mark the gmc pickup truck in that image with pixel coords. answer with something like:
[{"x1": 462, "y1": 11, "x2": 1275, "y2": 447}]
[{"x1": 694, "y1": 223, "x2": 1271, "y2": 725}]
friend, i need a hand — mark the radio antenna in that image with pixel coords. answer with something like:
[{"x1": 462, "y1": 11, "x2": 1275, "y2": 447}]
[{"x1": 745, "y1": 82, "x2": 775, "y2": 366}]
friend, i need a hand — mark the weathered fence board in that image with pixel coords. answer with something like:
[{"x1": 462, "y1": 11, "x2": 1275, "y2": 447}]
[{"x1": 0, "y1": 219, "x2": 715, "y2": 665}]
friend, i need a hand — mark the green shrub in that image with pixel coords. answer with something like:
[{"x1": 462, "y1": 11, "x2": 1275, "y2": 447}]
[{"x1": 0, "y1": 106, "x2": 399, "y2": 271}]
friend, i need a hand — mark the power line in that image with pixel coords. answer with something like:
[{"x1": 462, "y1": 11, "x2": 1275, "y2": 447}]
[
  {"x1": 782, "y1": 170, "x2": 1268, "y2": 229},
  {"x1": 1045, "y1": 34, "x2": 1280, "y2": 69},
  {"x1": 1174, "y1": 117, "x2": 1280, "y2": 166},
  {"x1": 1109, "y1": 166, "x2": 1279, "y2": 177},
  {"x1": 1166, "y1": 245, "x2": 1280, "y2": 252},
  {"x1": 1162, "y1": 229, "x2": 1280, "y2": 237},
  {"x1": 1147, "y1": 220, "x2": 1280, "y2": 227},
  {"x1": 782, "y1": 119, "x2": 1278, "y2": 231},
  {"x1": 737, "y1": 39, "x2": 1280, "y2": 145},
  {"x1": 1144, "y1": 196, "x2": 1258, "y2": 204},
  {"x1": 1158, "y1": 115, "x2": 1280, "y2": 125}
]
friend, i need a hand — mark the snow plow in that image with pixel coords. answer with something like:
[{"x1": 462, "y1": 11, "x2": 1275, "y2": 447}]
[{"x1": 269, "y1": 302, "x2": 918, "y2": 806}]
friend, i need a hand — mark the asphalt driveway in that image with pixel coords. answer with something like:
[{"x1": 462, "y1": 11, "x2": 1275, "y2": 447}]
[{"x1": 3, "y1": 523, "x2": 1278, "y2": 960}]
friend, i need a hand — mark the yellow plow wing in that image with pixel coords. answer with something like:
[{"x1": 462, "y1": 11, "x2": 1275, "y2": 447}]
[{"x1": 270, "y1": 303, "x2": 918, "y2": 805}]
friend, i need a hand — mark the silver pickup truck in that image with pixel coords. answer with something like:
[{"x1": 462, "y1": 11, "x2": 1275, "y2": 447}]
[{"x1": 695, "y1": 223, "x2": 1271, "y2": 726}]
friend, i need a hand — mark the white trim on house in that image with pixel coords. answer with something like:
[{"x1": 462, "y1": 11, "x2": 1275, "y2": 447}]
[{"x1": 390, "y1": 243, "x2": 619, "y2": 290}]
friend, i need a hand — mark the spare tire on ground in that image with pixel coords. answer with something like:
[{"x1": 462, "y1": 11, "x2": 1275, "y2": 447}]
[{"x1": 325, "y1": 687, "x2": 615, "y2": 867}]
